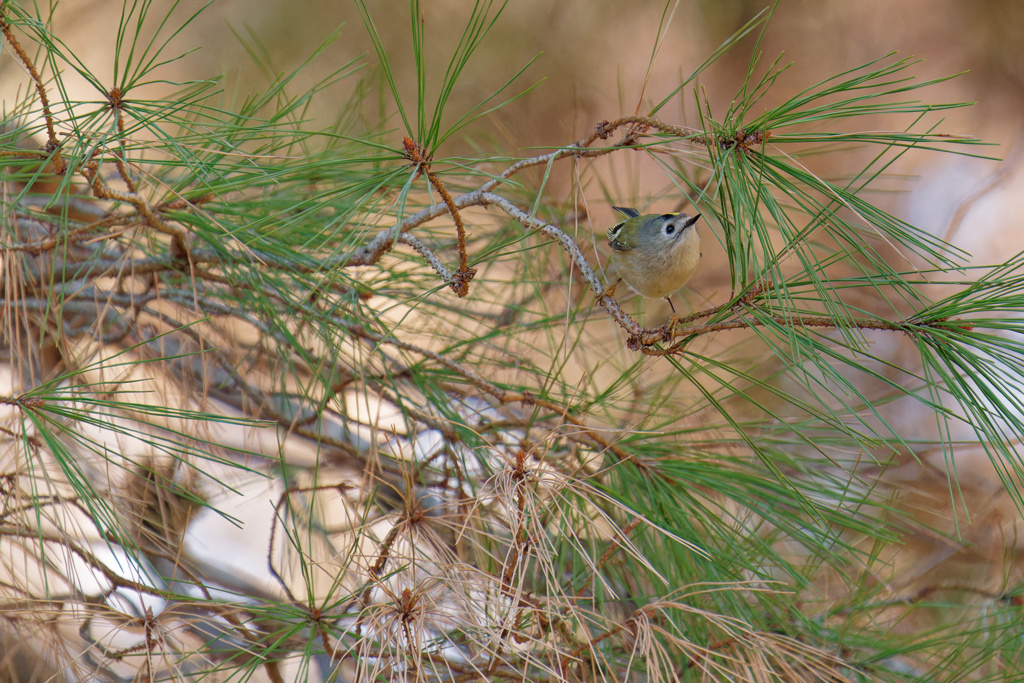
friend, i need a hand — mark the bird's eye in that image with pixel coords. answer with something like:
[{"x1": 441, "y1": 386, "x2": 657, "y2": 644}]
[{"x1": 664, "y1": 223, "x2": 676, "y2": 235}]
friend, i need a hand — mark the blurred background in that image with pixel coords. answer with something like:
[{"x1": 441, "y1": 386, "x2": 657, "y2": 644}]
[{"x1": 5, "y1": 0, "x2": 1022, "y2": 251}]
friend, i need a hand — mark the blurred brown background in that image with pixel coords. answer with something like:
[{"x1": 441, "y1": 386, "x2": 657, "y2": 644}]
[
  {"x1": 6, "y1": 0, "x2": 1021, "y2": 248},
  {"x1": 179, "y1": 0, "x2": 1024, "y2": 146}
]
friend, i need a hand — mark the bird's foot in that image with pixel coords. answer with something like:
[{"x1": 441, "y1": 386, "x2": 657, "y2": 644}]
[
  {"x1": 597, "y1": 280, "x2": 619, "y2": 304},
  {"x1": 661, "y1": 315, "x2": 680, "y2": 342}
]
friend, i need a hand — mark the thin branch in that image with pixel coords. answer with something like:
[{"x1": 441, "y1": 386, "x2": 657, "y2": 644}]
[
  {"x1": 396, "y1": 233, "x2": 452, "y2": 284},
  {"x1": 0, "y1": 9, "x2": 62, "y2": 171},
  {"x1": 642, "y1": 308, "x2": 936, "y2": 356},
  {"x1": 403, "y1": 136, "x2": 477, "y2": 296}
]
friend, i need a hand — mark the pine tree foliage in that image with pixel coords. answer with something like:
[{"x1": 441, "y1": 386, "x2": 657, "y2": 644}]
[{"x1": 1, "y1": 1, "x2": 1021, "y2": 681}]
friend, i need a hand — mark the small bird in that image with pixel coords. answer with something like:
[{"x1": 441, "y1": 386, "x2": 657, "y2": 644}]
[{"x1": 603, "y1": 206, "x2": 702, "y2": 314}]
